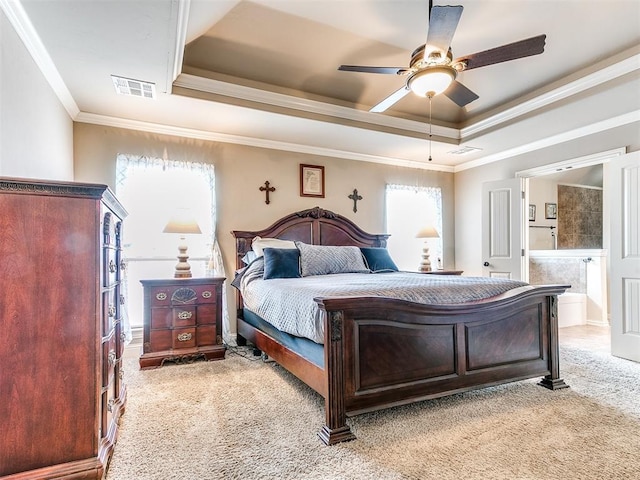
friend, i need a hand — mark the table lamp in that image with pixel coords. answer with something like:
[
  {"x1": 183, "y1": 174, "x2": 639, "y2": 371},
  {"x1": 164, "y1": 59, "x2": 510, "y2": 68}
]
[
  {"x1": 163, "y1": 211, "x2": 202, "y2": 278},
  {"x1": 416, "y1": 224, "x2": 440, "y2": 272}
]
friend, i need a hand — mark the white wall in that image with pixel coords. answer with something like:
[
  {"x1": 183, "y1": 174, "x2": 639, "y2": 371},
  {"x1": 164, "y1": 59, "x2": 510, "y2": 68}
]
[{"x1": 0, "y1": 9, "x2": 73, "y2": 179}]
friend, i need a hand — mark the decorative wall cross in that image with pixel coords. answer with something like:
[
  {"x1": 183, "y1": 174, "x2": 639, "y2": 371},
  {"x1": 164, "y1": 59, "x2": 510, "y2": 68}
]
[
  {"x1": 259, "y1": 181, "x2": 276, "y2": 204},
  {"x1": 348, "y1": 188, "x2": 362, "y2": 213}
]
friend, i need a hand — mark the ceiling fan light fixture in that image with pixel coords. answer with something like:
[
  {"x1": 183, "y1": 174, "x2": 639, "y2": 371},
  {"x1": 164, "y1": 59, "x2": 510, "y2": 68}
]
[{"x1": 407, "y1": 67, "x2": 456, "y2": 97}]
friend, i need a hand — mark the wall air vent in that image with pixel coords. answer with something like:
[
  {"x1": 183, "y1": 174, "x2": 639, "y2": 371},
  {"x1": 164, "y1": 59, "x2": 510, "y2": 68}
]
[
  {"x1": 448, "y1": 146, "x2": 482, "y2": 155},
  {"x1": 111, "y1": 75, "x2": 156, "y2": 99}
]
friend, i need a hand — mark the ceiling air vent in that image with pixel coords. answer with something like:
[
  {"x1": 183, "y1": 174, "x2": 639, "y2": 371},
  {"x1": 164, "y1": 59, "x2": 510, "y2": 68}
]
[
  {"x1": 448, "y1": 146, "x2": 482, "y2": 155},
  {"x1": 111, "y1": 75, "x2": 156, "y2": 99}
]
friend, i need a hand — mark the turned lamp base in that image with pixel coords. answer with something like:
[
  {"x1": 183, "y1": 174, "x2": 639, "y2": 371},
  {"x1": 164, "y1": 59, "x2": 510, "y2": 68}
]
[
  {"x1": 173, "y1": 239, "x2": 192, "y2": 278},
  {"x1": 419, "y1": 245, "x2": 433, "y2": 272}
]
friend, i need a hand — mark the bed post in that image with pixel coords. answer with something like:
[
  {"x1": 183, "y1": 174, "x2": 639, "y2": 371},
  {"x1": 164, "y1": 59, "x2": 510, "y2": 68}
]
[
  {"x1": 538, "y1": 295, "x2": 569, "y2": 390},
  {"x1": 317, "y1": 310, "x2": 356, "y2": 445}
]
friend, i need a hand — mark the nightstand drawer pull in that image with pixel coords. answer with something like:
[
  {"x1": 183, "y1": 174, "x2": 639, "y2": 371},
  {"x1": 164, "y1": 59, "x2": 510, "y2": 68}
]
[
  {"x1": 120, "y1": 260, "x2": 127, "y2": 272},
  {"x1": 156, "y1": 292, "x2": 167, "y2": 301},
  {"x1": 202, "y1": 290, "x2": 212, "y2": 299},
  {"x1": 109, "y1": 260, "x2": 117, "y2": 273},
  {"x1": 177, "y1": 311, "x2": 193, "y2": 320},
  {"x1": 108, "y1": 350, "x2": 117, "y2": 367},
  {"x1": 177, "y1": 332, "x2": 193, "y2": 342},
  {"x1": 107, "y1": 398, "x2": 115, "y2": 413},
  {"x1": 108, "y1": 305, "x2": 116, "y2": 317}
]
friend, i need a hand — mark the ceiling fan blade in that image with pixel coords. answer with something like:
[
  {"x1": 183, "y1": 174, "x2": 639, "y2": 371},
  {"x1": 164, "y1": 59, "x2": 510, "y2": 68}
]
[
  {"x1": 370, "y1": 87, "x2": 411, "y2": 113},
  {"x1": 456, "y1": 34, "x2": 547, "y2": 71},
  {"x1": 444, "y1": 80, "x2": 479, "y2": 107},
  {"x1": 425, "y1": 5, "x2": 463, "y2": 56},
  {"x1": 338, "y1": 65, "x2": 409, "y2": 75}
]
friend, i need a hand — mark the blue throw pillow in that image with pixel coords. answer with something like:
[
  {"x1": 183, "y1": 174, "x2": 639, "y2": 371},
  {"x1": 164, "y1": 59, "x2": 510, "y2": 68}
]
[
  {"x1": 263, "y1": 247, "x2": 301, "y2": 279},
  {"x1": 360, "y1": 247, "x2": 399, "y2": 273}
]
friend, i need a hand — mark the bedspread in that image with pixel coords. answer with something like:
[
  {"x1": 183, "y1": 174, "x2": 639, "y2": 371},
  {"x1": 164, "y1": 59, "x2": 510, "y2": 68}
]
[{"x1": 236, "y1": 259, "x2": 528, "y2": 344}]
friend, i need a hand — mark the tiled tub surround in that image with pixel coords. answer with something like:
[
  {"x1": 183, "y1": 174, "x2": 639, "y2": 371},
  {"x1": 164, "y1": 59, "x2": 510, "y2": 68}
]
[
  {"x1": 529, "y1": 250, "x2": 608, "y2": 327},
  {"x1": 557, "y1": 184, "x2": 603, "y2": 249}
]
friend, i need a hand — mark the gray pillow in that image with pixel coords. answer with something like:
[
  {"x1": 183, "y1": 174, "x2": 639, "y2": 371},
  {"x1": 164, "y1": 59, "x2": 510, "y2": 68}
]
[{"x1": 295, "y1": 241, "x2": 369, "y2": 277}]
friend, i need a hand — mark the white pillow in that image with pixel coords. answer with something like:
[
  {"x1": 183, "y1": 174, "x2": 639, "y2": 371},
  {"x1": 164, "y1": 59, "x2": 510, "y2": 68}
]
[{"x1": 251, "y1": 236, "x2": 297, "y2": 257}]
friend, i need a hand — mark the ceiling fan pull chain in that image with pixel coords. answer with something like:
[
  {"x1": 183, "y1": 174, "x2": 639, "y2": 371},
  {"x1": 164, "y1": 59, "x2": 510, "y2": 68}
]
[{"x1": 428, "y1": 93, "x2": 433, "y2": 162}]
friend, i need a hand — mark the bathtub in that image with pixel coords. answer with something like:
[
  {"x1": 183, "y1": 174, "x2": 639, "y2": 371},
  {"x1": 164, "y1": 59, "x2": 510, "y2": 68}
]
[{"x1": 558, "y1": 292, "x2": 587, "y2": 328}]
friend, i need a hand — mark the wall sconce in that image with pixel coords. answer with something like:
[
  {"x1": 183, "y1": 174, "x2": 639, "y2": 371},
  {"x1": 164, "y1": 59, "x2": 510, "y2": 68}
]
[
  {"x1": 416, "y1": 224, "x2": 440, "y2": 272},
  {"x1": 163, "y1": 210, "x2": 202, "y2": 278}
]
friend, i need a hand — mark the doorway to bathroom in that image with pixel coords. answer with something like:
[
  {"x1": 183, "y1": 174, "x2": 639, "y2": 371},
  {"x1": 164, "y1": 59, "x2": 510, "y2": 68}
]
[{"x1": 517, "y1": 149, "x2": 622, "y2": 330}]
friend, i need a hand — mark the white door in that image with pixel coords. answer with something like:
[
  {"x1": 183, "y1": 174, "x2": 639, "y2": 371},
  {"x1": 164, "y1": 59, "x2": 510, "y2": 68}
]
[
  {"x1": 482, "y1": 178, "x2": 527, "y2": 280},
  {"x1": 609, "y1": 151, "x2": 640, "y2": 362}
]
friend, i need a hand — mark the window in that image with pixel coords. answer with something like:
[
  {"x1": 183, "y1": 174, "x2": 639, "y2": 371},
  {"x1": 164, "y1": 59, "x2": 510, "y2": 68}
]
[
  {"x1": 385, "y1": 184, "x2": 443, "y2": 271},
  {"x1": 116, "y1": 154, "x2": 227, "y2": 340}
]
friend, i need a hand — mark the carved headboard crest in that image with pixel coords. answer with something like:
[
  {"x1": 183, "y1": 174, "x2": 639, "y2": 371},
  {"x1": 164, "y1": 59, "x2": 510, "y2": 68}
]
[{"x1": 295, "y1": 206, "x2": 337, "y2": 220}]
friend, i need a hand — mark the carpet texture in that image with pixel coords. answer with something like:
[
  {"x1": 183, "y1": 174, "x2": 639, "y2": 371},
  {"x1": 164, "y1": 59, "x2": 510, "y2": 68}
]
[{"x1": 106, "y1": 345, "x2": 640, "y2": 480}]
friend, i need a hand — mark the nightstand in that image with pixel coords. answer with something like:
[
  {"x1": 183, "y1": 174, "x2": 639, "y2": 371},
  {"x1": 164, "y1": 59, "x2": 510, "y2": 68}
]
[{"x1": 139, "y1": 277, "x2": 226, "y2": 369}]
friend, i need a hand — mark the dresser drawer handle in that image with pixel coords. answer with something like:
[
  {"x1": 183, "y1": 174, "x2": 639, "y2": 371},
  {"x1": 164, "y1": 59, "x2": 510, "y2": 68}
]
[
  {"x1": 108, "y1": 350, "x2": 117, "y2": 367},
  {"x1": 177, "y1": 311, "x2": 193, "y2": 320},
  {"x1": 107, "y1": 398, "x2": 115, "y2": 413},
  {"x1": 120, "y1": 260, "x2": 127, "y2": 272},
  {"x1": 108, "y1": 260, "x2": 117, "y2": 273},
  {"x1": 120, "y1": 294, "x2": 126, "y2": 305},
  {"x1": 177, "y1": 332, "x2": 192, "y2": 342},
  {"x1": 156, "y1": 292, "x2": 167, "y2": 301},
  {"x1": 108, "y1": 305, "x2": 116, "y2": 317},
  {"x1": 202, "y1": 290, "x2": 212, "y2": 299},
  {"x1": 120, "y1": 332, "x2": 127, "y2": 342}
]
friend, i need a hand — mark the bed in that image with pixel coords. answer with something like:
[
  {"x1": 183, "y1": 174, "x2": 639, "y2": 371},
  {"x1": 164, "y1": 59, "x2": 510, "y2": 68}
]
[{"x1": 232, "y1": 206, "x2": 569, "y2": 445}]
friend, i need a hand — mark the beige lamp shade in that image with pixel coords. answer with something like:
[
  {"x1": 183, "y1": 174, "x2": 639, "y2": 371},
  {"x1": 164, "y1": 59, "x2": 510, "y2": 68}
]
[
  {"x1": 416, "y1": 224, "x2": 439, "y2": 272},
  {"x1": 162, "y1": 216, "x2": 202, "y2": 235},
  {"x1": 416, "y1": 224, "x2": 440, "y2": 239},
  {"x1": 163, "y1": 210, "x2": 202, "y2": 278}
]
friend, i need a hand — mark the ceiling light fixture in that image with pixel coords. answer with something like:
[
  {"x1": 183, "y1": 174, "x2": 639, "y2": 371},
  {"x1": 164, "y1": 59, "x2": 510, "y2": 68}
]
[{"x1": 407, "y1": 66, "x2": 456, "y2": 97}]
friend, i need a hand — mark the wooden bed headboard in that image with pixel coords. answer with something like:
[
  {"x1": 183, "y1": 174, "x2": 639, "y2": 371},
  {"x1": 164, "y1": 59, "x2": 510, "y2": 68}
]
[{"x1": 231, "y1": 206, "x2": 390, "y2": 271}]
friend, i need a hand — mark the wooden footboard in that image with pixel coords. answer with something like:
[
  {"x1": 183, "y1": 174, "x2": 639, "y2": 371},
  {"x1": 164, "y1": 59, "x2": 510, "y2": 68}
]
[{"x1": 315, "y1": 285, "x2": 569, "y2": 445}]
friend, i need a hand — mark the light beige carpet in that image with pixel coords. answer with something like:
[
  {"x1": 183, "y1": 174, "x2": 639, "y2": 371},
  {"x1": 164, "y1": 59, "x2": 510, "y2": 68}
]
[{"x1": 106, "y1": 345, "x2": 640, "y2": 480}]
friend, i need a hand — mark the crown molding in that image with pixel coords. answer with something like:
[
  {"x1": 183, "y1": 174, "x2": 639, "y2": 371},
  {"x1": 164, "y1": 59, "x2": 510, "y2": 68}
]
[
  {"x1": 461, "y1": 53, "x2": 640, "y2": 139},
  {"x1": 454, "y1": 110, "x2": 640, "y2": 173},
  {"x1": 75, "y1": 112, "x2": 455, "y2": 172},
  {"x1": 166, "y1": 0, "x2": 190, "y2": 94},
  {"x1": 174, "y1": 73, "x2": 459, "y2": 140},
  {"x1": 0, "y1": 0, "x2": 79, "y2": 118}
]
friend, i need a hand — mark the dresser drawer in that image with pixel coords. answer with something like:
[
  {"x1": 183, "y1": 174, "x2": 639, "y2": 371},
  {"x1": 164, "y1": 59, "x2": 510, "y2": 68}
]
[
  {"x1": 102, "y1": 332, "x2": 117, "y2": 387},
  {"x1": 103, "y1": 246, "x2": 118, "y2": 287},
  {"x1": 102, "y1": 289, "x2": 118, "y2": 335}
]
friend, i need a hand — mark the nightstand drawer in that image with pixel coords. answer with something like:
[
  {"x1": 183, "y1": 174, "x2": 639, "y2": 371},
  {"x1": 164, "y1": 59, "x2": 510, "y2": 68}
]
[
  {"x1": 197, "y1": 325, "x2": 216, "y2": 346},
  {"x1": 150, "y1": 306, "x2": 197, "y2": 329},
  {"x1": 148, "y1": 327, "x2": 198, "y2": 350}
]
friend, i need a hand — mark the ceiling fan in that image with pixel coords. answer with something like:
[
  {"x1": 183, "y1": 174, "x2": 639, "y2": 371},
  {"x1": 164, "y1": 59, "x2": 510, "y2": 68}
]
[{"x1": 338, "y1": 1, "x2": 546, "y2": 113}]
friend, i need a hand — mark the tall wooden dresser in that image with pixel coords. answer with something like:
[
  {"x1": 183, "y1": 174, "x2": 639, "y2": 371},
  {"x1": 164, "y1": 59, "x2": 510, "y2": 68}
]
[{"x1": 0, "y1": 178, "x2": 128, "y2": 479}]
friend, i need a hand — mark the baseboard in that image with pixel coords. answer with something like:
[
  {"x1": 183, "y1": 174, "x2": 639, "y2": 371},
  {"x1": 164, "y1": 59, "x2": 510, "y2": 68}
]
[{"x1": 129, "y1": 326, "x2": 143, "y2": 346}]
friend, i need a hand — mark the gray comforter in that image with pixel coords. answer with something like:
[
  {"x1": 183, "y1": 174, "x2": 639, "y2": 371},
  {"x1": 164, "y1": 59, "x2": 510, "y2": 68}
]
[{"x1": 237, "y1": 258, "x2": 527, "y2": 344}]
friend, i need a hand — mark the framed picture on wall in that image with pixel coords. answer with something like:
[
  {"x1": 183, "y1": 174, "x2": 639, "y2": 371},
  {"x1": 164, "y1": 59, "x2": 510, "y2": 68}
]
[
  {"x1": 300, "y1": 164, "x2": 325, "y2": 198},
  {"x1": 529, "y1": 204, "x2": 536, "y2": 221},
  {"x1": 545, "y1": 202, "x2": 557, "y2": 219}
]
